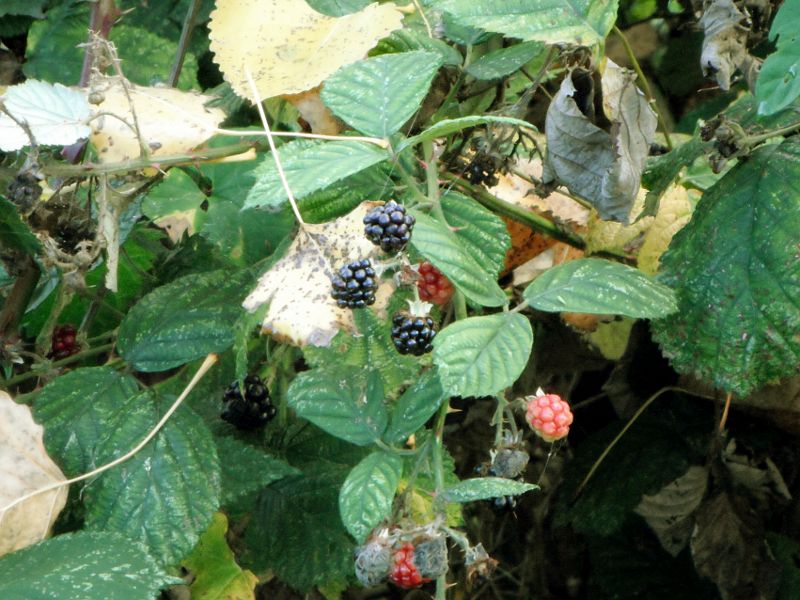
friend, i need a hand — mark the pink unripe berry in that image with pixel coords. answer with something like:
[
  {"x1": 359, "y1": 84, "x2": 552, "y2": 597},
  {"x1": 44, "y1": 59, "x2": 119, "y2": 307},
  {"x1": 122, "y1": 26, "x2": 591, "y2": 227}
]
[{"x1": 525, "y1": 391, "x2": 573, "y2": 442}]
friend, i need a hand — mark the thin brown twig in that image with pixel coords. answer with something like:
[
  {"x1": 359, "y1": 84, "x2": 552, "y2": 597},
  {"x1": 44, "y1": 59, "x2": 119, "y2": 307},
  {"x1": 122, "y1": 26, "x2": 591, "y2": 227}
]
[{"x1": 168, "y1": 0, "x2": 202, "y2": 87}]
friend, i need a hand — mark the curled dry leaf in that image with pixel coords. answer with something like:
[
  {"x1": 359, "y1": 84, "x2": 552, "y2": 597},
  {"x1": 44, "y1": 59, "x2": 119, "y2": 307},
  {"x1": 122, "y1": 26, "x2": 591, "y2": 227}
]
[
  {"x1": 0, "y1": 391, "x2": 68, "y2": 558},
  {"x1": 89, "y1": 78, "x2": 226, "y2": 163},
  {"x1": 634, "y1": 465, "x2": 709, "y2": 557},
  {"x1": 699, "y1": 0, "x2": 751, "y2": 91},
  {"x1": 209, "y1": 0, "x2": 403, "y2": 100},
  {"x1": 637, "y1": 184, "x2": 693, "y2": 275},
  {"x1": 242, "y1": 203, "x2": 393, "y2": 347},
  {"x1": 543, "y1": 60, "x2": 657, "y2": 223}
]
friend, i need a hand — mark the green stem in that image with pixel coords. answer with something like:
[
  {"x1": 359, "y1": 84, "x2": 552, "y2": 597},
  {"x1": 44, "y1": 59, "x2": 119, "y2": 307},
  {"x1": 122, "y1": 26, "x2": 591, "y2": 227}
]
[
  {"x1": 744, "y1": 120, "x2": 800, "y2": 145},
  {"x1": 613, "y1": 25, "x2": 673, "y2": 151},
  {"x1": 375, "y1": 439, "x2": 421, "y2": 456},
  {"x1": 443, "y1": 172, "x2": 586, "y2": 250},
  {"x1": 393, "y1": 160, "x2": 429, "y2": 204},
  {"x1": 40, "y1": 140, "x2": 261, "y2": 177},
  {"x1": 2, "y1": 343, "x2": 116, "y2": 389},
  {"x1": 454, "y1": 291, "x2": 467, "y2": 320}
]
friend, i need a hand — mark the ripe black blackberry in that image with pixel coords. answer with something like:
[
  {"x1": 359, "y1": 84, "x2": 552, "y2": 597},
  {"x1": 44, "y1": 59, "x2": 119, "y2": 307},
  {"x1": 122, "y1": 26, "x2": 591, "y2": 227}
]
[
  {"x1": 391, "y1": 312, "x2": 436, "y2": 356},
  {"x1": 465, "y1": 154, "x2": 499, "y2": 187},
  {"x1": 331, "y1": 259, "x2": 377, "y2": 309},
  {"x1": 363, "y1": 200, "x2": 415, "y2": 253},
  {"x1": 221, "y1": 375, "x2": 276, "y2": 430}
]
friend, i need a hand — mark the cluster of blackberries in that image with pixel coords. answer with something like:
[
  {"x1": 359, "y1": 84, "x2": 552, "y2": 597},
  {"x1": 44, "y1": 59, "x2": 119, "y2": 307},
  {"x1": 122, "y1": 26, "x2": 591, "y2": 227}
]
[
  {"x1": 363, "y1": 200, "x2": 415, "y2": 253},
  {"x1": 331, "y1": 259, "x2": 377, "y2": 309},
  {"x1": 391, "y1": 313, "x2": 436, "y2": 356},
  {"x1": 7, "y1": 172, "x2": 42, "y2": 213},
  {"x1": 221, "y1": 375, "x2": 276, "y2": 430},
  {"x1": 49, "y1": 324, "x2": 81, "y2": 360}
]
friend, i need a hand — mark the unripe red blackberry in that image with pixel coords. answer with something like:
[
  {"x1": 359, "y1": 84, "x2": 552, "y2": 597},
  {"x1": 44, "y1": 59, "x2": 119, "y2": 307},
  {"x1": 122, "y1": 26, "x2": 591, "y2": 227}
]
[
  {"x1": 525, "y1": 389, "x2": 573, "y2": 442},
  {"x1": 331, "y1": 259, "x2": 377, "y2": 309},
  {"x1": 388, "y1": 542, "x2": 426, "y2": 589},
  {"x1": 49, "y1": 324, "x2": 81, "y2": 360},
  {"x1": 363, "y1": 200, "x2": 415, "y2": 253},
  {"x1": 417, "y1": 262, "x2": 454, "y2": 305}
]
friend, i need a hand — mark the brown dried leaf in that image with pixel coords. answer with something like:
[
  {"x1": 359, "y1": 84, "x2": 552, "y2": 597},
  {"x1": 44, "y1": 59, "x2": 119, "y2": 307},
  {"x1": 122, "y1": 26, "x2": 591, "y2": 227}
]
[
  {"x1": 635, "y1": 465, "x2": 709, "y2": 556},
  {"x1": 242, "y1": 203, "x2": 393, "y2": 347},
  {"x1": 542, "y1": 60, "x2": 657, "y2": 223},
  {"x1": 699, "y1": 0, "x2": 751, "y2": 91},
  {"x1": 0, "y1": 391, "x2": 68, "y2": 557},
  {"x1": 691, "y1": 492, "x2": 781, "y2": 599}
]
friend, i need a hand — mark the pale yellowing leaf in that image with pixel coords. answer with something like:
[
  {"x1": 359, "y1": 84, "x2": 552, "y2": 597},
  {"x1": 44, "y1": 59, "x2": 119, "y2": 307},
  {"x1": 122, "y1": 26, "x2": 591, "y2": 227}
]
[
  {"x1": 0, "y1": 391, "x2": 68, "y2": 558},
  {"x1": 585, "y1": 189, "x2": 653, "y2": 256},
  {"x1": 585, "y1": 317, "x2": 636, "y2": 360},
  {"x1": 90, "y1": 79, "x2": 225, "y2": 163},
  {"x1": 208, "y1": 0, "x2": 404, "y2": 100},
  {"x1": 638, "y1": 185, "x2": 693, "y2": 275},
  {"x1": 242, "y1": 203, "x2": 393, "y2": 347}
]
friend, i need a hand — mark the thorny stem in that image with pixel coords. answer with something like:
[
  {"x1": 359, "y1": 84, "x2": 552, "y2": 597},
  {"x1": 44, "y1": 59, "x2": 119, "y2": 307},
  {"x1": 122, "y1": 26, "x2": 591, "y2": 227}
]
[
  {"x1": 0, "y1": 354, "x2": 218, "y2": 522},
  {"x1": 214, "y1": 127, "x2": 388, "y2": 147},
  {"x1": 1, "y1": 343, "x2": 116, "y2": 390},
  {"x1": 168, "y1": 0, "x2": 202, "y2": 87},
  {"x1": 79, "y1": 0, "x2": 119, "y2": 87},
  {"x1": 244, "y1": 66, "x2": 306, "y2": 228},
  {"x1": 613, "y1": 25, "x2": 673, "y2": 151},
  {"x1": 393, "y1": 160, "x2": 429, "y2": 204},
  {"x1": 443, "y1": 171, "x2": 588, "y2": 250}
]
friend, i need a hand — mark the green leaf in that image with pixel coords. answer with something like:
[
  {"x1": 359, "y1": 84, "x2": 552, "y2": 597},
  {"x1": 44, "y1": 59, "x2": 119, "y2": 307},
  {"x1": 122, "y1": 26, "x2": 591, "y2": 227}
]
[
  {"x1": 523, "y1": 258, "x2": 678, "y2": 318},
  {"x1": 434, "y1": 0, "x2": 619, "y2": 47},
  {"x1": 142, "y1": 168, "x2": 207, "y2": 238},
  {"x1": 0, "y1": 0, "x2": 46, "y2": 18},
  {"x1": 0, "y1": 196, "x2": 41, "y2": 255},
  {"x1": 642, "y1": 138, "x2": 704, "y2": 217},
  {"x1": 384, "y1": 369, "x2": 447, "y2": 444},
  {"x1": 465, "y1": 41, "x2": 545, "y2": 80},
  {"x1": 443, "y1": 477, "x2": 538, "y2": 503},
  {"x1": 756, "y1": 0, "x2": 800, "y2": 116},
  {"x1": 307, "y1": 0, "x2": 371, "y2": 15},
  {"x1": 767, "y1": 532, "x2": 800, "y2": 600},
  {"x1": 322, "y1": 51, "x2": 443, "y2": 138},
  {"x1": 398, "y1": 115, "x2": 536, "y2": 151},
  {"x1": 215, "y1": 436, "x2": 299, "y2": 505},
  {"x1": 287, "y1": 366, "x2": 388, "y2": 445},
  {"x1": 433, "y1": 313, "x2": 533, "y2": 397},
  {"x1": 0, "y1": 80, "x2": 91, "y2": 151},
  {"x1": 84, "y1": 392, "x2": 221, "y2": 565},
  {"x1": 0, "y1": 531, "x2": 178, "y2": 600},
  {"x1": 33, "y1": 367, "x2": 140, "y2": 476},
  {"x1": 245, "y1": 140, "x2": 389, "y2": 209},
  {"x1": 652, "y1": 141, "x2": 800, "y2": 396},
  {"x1": 182, "y1": 513, "x2": 258, "y2": 600},
  {"x1": 339, "y1": 451, "x2": 403, "y2": 542},
  {"x1": 304, "y1": 308, "x2": 418, "y2": 395},
  {"x1": 25, "y1": 7, "x2": 197, "y2": 89},
  {"x1": 410, "y1": 211, "x2": 507, "y2": 307},
  {"x1": 372, "y1": 28, "x2": 463, "y2": 66},
  {"x1": 441, "y1": 191, "x2": 511, "y2": 279},
  {"x1": 118, "y1": 269, "x2": 250, "y2": 372},
  {"x1": 243, "y1": 427, "x2": 368, "y2": 591}
]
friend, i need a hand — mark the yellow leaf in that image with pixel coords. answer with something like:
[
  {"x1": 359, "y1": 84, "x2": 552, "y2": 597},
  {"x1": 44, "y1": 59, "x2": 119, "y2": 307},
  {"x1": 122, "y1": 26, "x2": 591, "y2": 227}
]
[
  {"x1": 638, "y1": 185, "x2": 693, "y2": 275},
  {"x1": 585, "y1": 317, "x2": 636, "y2": 360},
  {"x1": 183, "y1": 513, "x2": 258, "y2": 600},
  {"x1": 242, "y1": 202, "x2": 394, "y2": 347},
  {"x1": 0, "y1": 391, "x2": 68, "y2": 558},
  {"x1": 585, "y1": 189, "x2": 653, "y2": 256},
  {"x1": 209, "y1": 0, "x2": 403, "y2": 100},
  {"x1": 90, "y1": 80, "x2": 225, "y2": 163}
]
